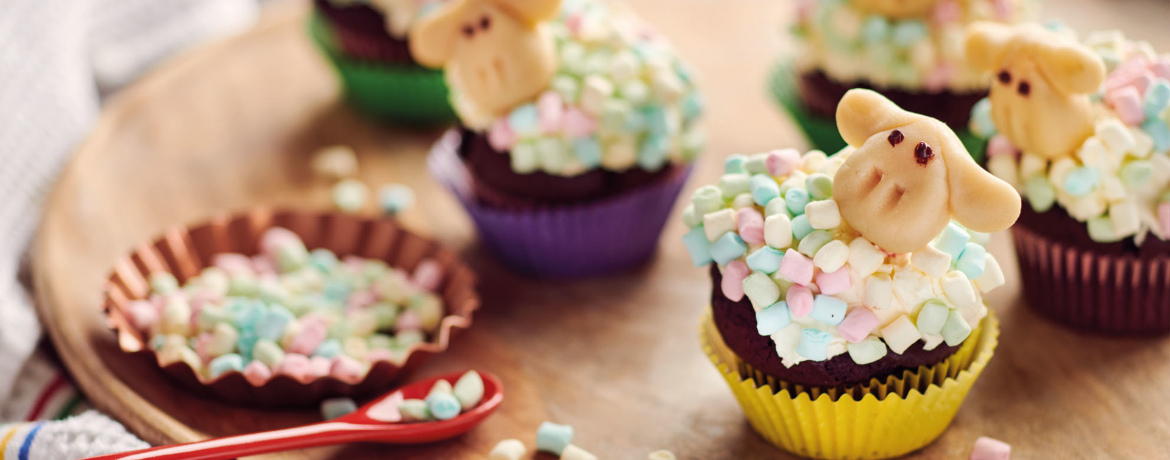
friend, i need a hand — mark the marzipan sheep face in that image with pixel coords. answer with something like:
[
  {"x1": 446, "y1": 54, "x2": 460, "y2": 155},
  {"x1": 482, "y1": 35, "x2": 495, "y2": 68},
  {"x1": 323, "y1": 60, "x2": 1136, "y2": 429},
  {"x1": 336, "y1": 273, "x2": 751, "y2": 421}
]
[
  {"x1": 411, "y1": 0, "x2": 562, "y2": 120},
  {"x1": 833, "y1": 89, "x2": 1021, "y2": 254},
  {"x1": 966, "y1": 22, "x2": 1106, "y2": 159}
]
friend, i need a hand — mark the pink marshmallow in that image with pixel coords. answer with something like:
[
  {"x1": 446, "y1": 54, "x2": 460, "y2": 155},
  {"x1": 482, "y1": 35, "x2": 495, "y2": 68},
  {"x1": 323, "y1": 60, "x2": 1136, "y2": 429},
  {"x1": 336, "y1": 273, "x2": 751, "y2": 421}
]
[
  {"x1": 970, "y1": 436, "x2": 1011, "y2": 460},
  {"x1": 736, "y1": 208, "x2": 765, "y2": 245},
  {"x1": 930, "y1": 0, "x2": 960, "y2": 24},
  {"x1": 367, "y1": 391, "x2": 404, "y2": 422},
  {"x1": 991, "y1": 0, "x2": 1011, "y2": 19},
  {"x1": 193, "y1": 333, "x2": 214, "y2": 363},
  {"x1": 395, "y1": 310, "x2": 423, "y2": 332},
  {"x1": 367, "y1": 348, "x2": 396, "y2": 363},
  {"x1": 189, "y1": 291, "x2": 221, "y2": 312},
  {"x1": 212, "y1": 253, "x2": 253, "y2": 276},
  {"x1": 563, "y1": 108, "x2": 598, "y2": 138},
  {"x1": 1159, "y1": 203, "x2": 1170, "y2": 236},
  {"x1": 778, "y1": 249, "x2": 814, "y2": 286},
  {"x1": 765, "y1": 149, "x2": 802, "y2": 177},
  {"x1": 243, "y1": 361, "x2": 272, "y2": 386},
  {"x1": 343, "y1": 255, "x2": 366, "y2": 271},
  {"x1": 1152, "y1": 59, "x2": 1170, "y2": 80},
  {"x1": 346, "y1": 290, "x2": 377, "y2": 310},
  {"x1": 330, "y1": 356, "x2": 366, "y2": 384},
  {"x1": 923, "y1": 64, "x2": 953, "y2": 93},
  {"x1": 537, "y1": 91, "x2": 565, "y2": 134},
  {"x1": 815, "y1": 268, "x2": 852, "y2": 296},
  {"x1": 986, "y1": 135, "x2": 1018, "y2": 158},
  {"x1": 252, "y1": 255, "x2": 276, "y2": 276},
  {"x1": 287, "y1": 321, "x2": 327, "y2": 356},
  {"x1": 488, "y1": 119, "x2": 516, "y2": 152},
  {"x1": 276, "y1": 353, "x2": 311, "y2": 381},
  {"x1": 259, "y1": 227, "x2": 300, "y2": 260},
  {"x1": 721, "y1": 261, "x2": 749, "y2": 302},
  {"x1": 786, "y1": 285, "x2": 814, "y2": 318},
  {"x1": 1108, "y1": 86, "x2": 1147, "y2": 125},
  {"x1": 837, "y1": 307, "x2": 879, "y2": 343},
  {"x1": 125, "y1": 300, "x2": 158, "y2": 331},
  {"x1": 308, "y1": 356, "x2": 332, "y2": 379},
  {"x1": 411, "y1": 259, "x2": 444, "y2": 292}
]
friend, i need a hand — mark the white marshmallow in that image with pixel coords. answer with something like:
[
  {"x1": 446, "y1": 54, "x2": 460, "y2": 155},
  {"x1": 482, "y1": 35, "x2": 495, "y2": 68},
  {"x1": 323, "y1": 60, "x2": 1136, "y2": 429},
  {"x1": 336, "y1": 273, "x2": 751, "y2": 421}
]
[
  {"x1": 847, "y1": 237, "x2": 886, "y2": 278},
  {"x1": 1047, "y1": 157, "x2": 1077, "y2": 187},
  {"x1": 1110, "y1": 200, "x2": 1141, "y2": 238},
  {"x1": 489, "y1": 440, "x2": 527, "y2": 460},
  {"x1": 561, "y1": 445, "x2": 598, "y2": 460},
  {"x1": 1019, "y1": 153, "x2": 1048, "y2": 180},
  {"x1": 880, "y1": 315, "x2": 922, "y2": 354},
  {"x1": 974, "y1": 254, "x2": 1005, "y2": 293},
  {"x1": 580, "y1": 75, "x2": 615, "y2": 116},
  {"x1": 703, "y1": 208, "x2": 737, "y2": 242},
  {"x1": 911, "y1": 246, "x2": 951, "y2": 278},
  {"x1": 864, "y1": 273, "x2": 893, "y2": 310},
  {"x1": 764, "y1": 214, "x2": 793, "y2": 249},
  {"x1": 1131, "y1": 127, "x2": 1154, "y2": 158},
  {"x1": 1097, "y1": 119, "x2": 1136, "y2": 156},
  {"x1": 1065, "y1": 193, "x2": 1107, "y2": 221},
  {"x1": 813, "y1": 240, "x2": 849, "y2": 272},
  {"x1": 1077, "y1": 137, "x2": 1109, "y2": 170},
  {"x1": 1101, "y1": 176, "x2": 1127, "y2": 202},
  {"x1": 941, "y1": 271, "x2": 977, "y2": 309},
  {"x1": 805, "y1": 200, "x2": 842, "y2": 230}
]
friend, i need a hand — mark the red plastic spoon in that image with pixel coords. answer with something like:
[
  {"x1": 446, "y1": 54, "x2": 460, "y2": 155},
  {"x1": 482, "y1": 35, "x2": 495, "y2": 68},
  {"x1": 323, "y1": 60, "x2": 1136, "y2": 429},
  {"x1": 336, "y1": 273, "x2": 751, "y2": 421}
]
[{"x1": 86, "y1": 371, "x2": 503, "y2": 460}]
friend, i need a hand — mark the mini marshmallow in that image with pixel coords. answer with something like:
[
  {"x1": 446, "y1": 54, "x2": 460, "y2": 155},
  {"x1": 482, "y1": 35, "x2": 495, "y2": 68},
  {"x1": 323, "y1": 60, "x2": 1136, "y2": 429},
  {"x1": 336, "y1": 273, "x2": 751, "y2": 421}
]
[
  {"x1": 746, "y1": 246, "x2": 785, "y2": 275},
  {"x1": 330, "y1": 356, "x2": 365, "y2": 383},
  {"x1": 1110, "y1": 86, "x2": 1147, "y2": 125},
  {"x1": 809, "y1": 295, "x2": 847, "y2": 326},
  {"x1": 912, "y1": 246, "x2": 952, "y2": 278},
  {"x1": 880, "y1": 315, "x2": 922, "y2": 354},
  {"x1": 311, "y1": 145, "x2": 359, "y2": 180},
  {"x1": 731, "y1": 193, "x2": 755, "y2": 209},
  {"x1": 489, "y1": 440, "x2": 527, "y2": 460},
  {"x1": 750, "y1": 174, "x2": 781, "y2": 206},
  {"x1": 149, "y1": 272, "x2": 179, "y2": 295},
  {"x1": 719, "y1": 174, "x2": 751, "y2": 199},
  {"x1": 426, "y1": 392, "x2": 462, "y2": 421},
  {"x1": 320, "y1": 397, "x2": 358, "y2": 420},
  {"x1": 942, "y1": 271, "x2": 978, "y2": 309},
  {"x1": 681, "y1": 205, "x2": 700, "y2": 228},
  {"x1": 756, "y1": 301, "x2": 792, "y2": 335},
  {"x1": 703, "y1": 209, "x2": 737, "y2": 242},
  {"x1": 1077, "y1": 137, "x2": 1108, "y2": 169},
  {"x1": 1120, "y1": 161, "x2": 1153, "y2": 188},
  {"x1": 710, "y1": 232, "x2": 749, "y2": 265},
  {"x1": 724, "y1": 154, "x2": 748, "y2": 174},
  {"x1": 846, "y1": 337, "x2": 888, "y2": 365},
  {"x1": 941, "y1": 310, "x2": 972, "y2": 346},
  {"x1": 208, "y1": 353, "x2": 245, "y2": 379},
  {"x1": 243, "y1": 361, "x2": 272, "y2": 386},
  {"x1": 838, "y1": 307, "x2": 879, "y2": 343},
  {"x1": 777, "y1": 249, "x2": 814, "y2": 285},
  {"x1": 805, "y1": 200, "x2": 842, "y2": 230},
  {"x1": 766, "y1": 149, "x2": 802, "y2": 176},
  {"x1": 1025, "y1": 176, "x2": 1056, "y2": 213},
  {"x1": 864, "y1": 273, "x2": 893, "y2": 310},
  {"x1": 764, "y1": 214, "x2": 793, "y2": 249},
  {"x1": 813, "y1": 240, "x2": 849, "y2": 272},
  {"x1": 915, "y1": 299, "x2": 949, "y2": 335},
  {"x1": 333, "y1": 179, "x2": 369, "y2": 213},
  {"x1": 743, "y1": 272, "x2": 781, "y2": 310},
  {"x1": 648, "y1": 451, "x2": 677, "y2": 460},
  {"x1": 933, "y1": 223, "x2": 971, "y2": 259},
  {"x1": 815, "y1": 268, "x2": 851, "y2": 295},
  {"x1": 969, "y1": 436, "x2": 1011, "y2": 460},
  {"x1": 721, "y1": 261, "x2": 749, "y2": 301},
  {"x1": 805, "y1": 173, "x2": 834, "y2": 200},
  {"x1": 682, "y1": 227, "x2": 713, "y2": 267},
  {"x1": 1018, "y1": 153, "x2": 1047, "y2": 180},
  {"x1": 560, "y1": 445, "x2": 598, "y2": 460},
  {"x1": 744, "y1": 154, "x2": 769, "y2": 174},
  {"x1": 847, "y1": 237, "x2": 886, "y2": 278},
  {"x1": 690, "y1": 185, "x2": 724, "y2": 214},
  {"x1": 796, "y1": 328, "x2": 832, "y2": 361},
  {"x1": 764, "y1": 198, "x2": 791, "y2": 218},
  {"x1": 1110, "y1": 200, "x2": 1141, "y2": 238},
  {"x1": 398, "y1": 399, "x2": 432, "y2": 422},
  {"x1": 798, "y1": 230, "x2": 833, "y2": 258},
  {"x1": 1098, "y1": 119, "x2": 1137, "y2": 155},
  {"x1": 785, "y1": 188, "x2": 811, "y2": 216},
  {"x1": 536, "y1": 422, "x2": 575, "y2": 455},
  {"x1": 453, "y1": 371, "x2": 485, "y2": 410},
  {"x1": 737, "y1": 208, "x2": 765, "y2": 245},
  {"x1": 790, "y1": 214, "x2": 814, "y2": 240},
  {"x1": 956, "y1": 243, "x2": 988, "y2": 280}
]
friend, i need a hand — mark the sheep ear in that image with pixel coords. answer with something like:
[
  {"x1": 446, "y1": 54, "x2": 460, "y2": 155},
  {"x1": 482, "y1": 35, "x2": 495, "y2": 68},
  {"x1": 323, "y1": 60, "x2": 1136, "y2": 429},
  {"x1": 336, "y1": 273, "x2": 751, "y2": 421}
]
[
  {"x1": 964, "y1": 21, "x2": 1015, "y2": 72},
  {"x1": 836, "y1": 89, "x2": 922, "y2": 148},
  {"x1": 940, "y1": 121, "x2": 1021, "y2": 233},
  {"x1": 1038, "y1": 40, "x2": 1106, "y2": 95},
  {"x1": 492, "y1": 0, "x2": 562, "y2": 24},
  {"x1": 409, "y1": 0, "x2": 466, "y2": 68}
]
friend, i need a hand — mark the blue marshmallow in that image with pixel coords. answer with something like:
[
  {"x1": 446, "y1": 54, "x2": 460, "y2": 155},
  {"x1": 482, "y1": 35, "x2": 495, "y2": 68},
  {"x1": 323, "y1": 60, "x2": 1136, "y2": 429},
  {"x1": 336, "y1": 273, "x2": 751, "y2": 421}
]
[
  {"x1": 508, "y1": 103, "x2": 540, "y2": 136},
  {"x1": 320, "y1": 397, "x2": 358, "y2": 420},
  {"x1": 638, "y1": 135, "x2": 670, "y2": 171},
  {"x1": 809, "y1": 295, "x2": 847, "y2": 326},
  {"x1": 1064, "y1": 167, "x2": 1100, "y2": 197},
  {"x1": 1145, "y1": 81, "x2": 1170, "y2": 117},
  {"x1": 208, "y1": 353, "x2": 245, "y2": 379},
  {"x1": 756, "y1": 301, "x2": 792, "y2": 335},
  {"x1": 1143, "y1": 118, "x2": 1170, "y2": 154},
  {"x1": 956, "y1": 243, "x2": 987, "y2": 279},
  {"x1": 254, "y1": 306, "x2": 294, "y2": 341},
  {"x1": 791, "y1": 214, "x2": 813, "y2": 240},
  {"x1": 969, "y1": 98, "x2": 996, "y2": 138},
  {"x1": 314, "y1": 339, "x2": 343, "y2": 359},
  {"x1": 891, "y1": 20, "x2": 928, "y2": 48},
  {"x1": 710, "y1": 232, "x2": 748, "y2": 265},
  {"x1": 682, "y1": 227, "x2": 714, "y2": 266},
  {"x1": 750, "y1": 174, "x2": 781, "y2": 206},
  {"x1": 796, "y1": 328, "x2": 832, "y2": 361},
  {"x1": 746, "y1": 246, "x2": 785, "y2": 274},
  {"x1": 426, "y1": 393, "x2": 463, "y2": 421},
  {"x1": 536, "y1": 422, "x2": 574, "y2": 455},
  {"x1": 933, "y1": 222, "x2": 971, "y2": 260},
  {"x1": 572, "y1": 137, "x2": 602, "y2": 168},
  {"x1": 785, "y1": 188, "x2": 811, "y2": 216},
  {"x1": 682, "y1": 93, "x2": 704, "y2": 122},
  {"x1": 859, "y1": 16, "x2": 890, "y2": 44},
  {"x1": 724, "y1": 154, "x2": 748, "y2": 174}
]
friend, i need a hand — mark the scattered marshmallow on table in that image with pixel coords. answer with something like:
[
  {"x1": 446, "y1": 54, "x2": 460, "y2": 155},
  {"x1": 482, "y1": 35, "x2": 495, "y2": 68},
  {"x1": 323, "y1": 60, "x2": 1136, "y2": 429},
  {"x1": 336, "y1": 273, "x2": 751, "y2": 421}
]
[
  {"x1": 970, "y1": 436, "x2": 1011, "y2": 460},
  {"x1": 536, "y1": 421, "x2": 575, "y2": 455},
  {"x1": 320, "y1": 397, "x2": 358, "y2": 420},
  {"x1": 489, "y1": 439, "x2": 527, "y2": 460},
  {"x1": 560, "y1": 445, "x2": 598, "y2": 460},
  {"x1": 333, "y1": 178, "x2": 370, "y2": 213},
  {"x1": 311, "y1": 145, "x2": 359, "y2": 180}
]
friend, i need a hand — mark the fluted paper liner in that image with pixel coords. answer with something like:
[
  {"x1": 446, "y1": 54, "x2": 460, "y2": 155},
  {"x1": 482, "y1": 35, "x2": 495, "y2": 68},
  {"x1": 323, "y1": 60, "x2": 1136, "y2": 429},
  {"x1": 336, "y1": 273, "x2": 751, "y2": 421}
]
[
  {"x1": 1012, "y1": 226, "x2": 1170, "y2": 334},
  {"x1": 700, "y1": 309, "x2": 998, "y2": 460},
  {"x1": 102, "y1": 209, "x2": 480, "y2": 406}
]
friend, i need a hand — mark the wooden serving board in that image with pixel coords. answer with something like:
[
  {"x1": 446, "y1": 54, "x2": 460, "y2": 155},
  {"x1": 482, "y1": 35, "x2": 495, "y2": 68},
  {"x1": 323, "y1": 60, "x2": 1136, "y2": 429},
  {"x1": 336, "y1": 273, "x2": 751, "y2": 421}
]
[{"x1": 32, "y1": 0, "x2": 1170, "y2": 458}]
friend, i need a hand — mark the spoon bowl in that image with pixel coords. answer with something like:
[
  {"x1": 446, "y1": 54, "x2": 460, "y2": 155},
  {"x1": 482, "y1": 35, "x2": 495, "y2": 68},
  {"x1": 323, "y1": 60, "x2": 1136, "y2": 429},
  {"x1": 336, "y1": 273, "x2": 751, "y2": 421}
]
[{"x1": 86, "y1": 370, "x2": 503, "y2": 460}]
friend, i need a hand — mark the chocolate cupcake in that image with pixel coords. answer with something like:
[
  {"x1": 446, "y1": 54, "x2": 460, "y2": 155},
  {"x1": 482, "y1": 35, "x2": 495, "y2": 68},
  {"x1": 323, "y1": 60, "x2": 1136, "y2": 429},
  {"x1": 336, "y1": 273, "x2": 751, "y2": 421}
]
[
  {"x1": 688, "y1": 89, "x2": 1017, "y2": 459},
  {"x1": 415, "y1": 0, "x2": 704, "y2": 277},
  {"x1": 309, "y1": 0, "x2": 456, "y2": 124},
  {"x1": 771, "y1": 0, "x2": 1036, "y2": 156},
  {"x1": 968, "y1": 23, "x2": 1170, "y2": 334}
]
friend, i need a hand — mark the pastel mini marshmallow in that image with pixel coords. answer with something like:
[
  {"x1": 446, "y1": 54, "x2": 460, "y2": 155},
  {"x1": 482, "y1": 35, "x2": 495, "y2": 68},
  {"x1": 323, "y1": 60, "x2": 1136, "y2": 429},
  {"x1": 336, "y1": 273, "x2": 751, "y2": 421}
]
[
  {"x1": 736, "y1": 208, "x2": 765, "y2": 245},
  {"x1": 912, "y1": 246, "x2": 952, "y2": 278},
  {"x1": 804, "y1": 199, "x2": 842, "y2": 230},
  {"x1": 838, "y1": 307, "x2": 879, "y2": 343},
  {"x1": 742, "y1": 272, "x2": 781, "y2": 310},
  {"x1": 969, "y1": 436, "x2": 1011, "y2": 460},
  {"x1": 766, "y1": 149, "x2": 803, "y2": 176},
  {"x1": 764, "y1": 214, "x2": 793, "y2": 249},
  {"x1": 536, "y1": 422, "x2": 574, "y2": 455},
  {"x1": 809, "y1": 295, "x2": 847, "y2": 325},
  {"x1": 703, "y1": 209, "x2": 737, "y2": 242},
  {"x1": 745, "y1": 246, "x2": 785, "y2": 275},
  {"x1": 814, "y1": 268, "x2": 851, "y2": 295},
  {"x1": 847, "y1": 237, "x2": 886, "y2": 278},
  {"x1": 330, "y1": 356, "x2": 366, "y2": 384},
  {"x1": 560, "y1": 445, "x2": 598, "y2": 460},
  {"x1": 731, "y1": 193, "x2": 755, "y2": 209},
  {"x1": 941, "y1": 310, "x2": 973, "y2": 346},
  {"x1": 974, "y1": 254, "x2": 1006, "y2": 293},
  {"x1": 411, "y1": 259, "x2": 444, "y2": 292},
  {"x1": 1109, "y1": 200, "x2": 1141, "y2": 238},
  {"x1": 846, "y1": 337, "x2": 887, "y2": 365},
  {"x1": 941, "y1": 271, "x2": 978, "y2": 309},
  {"x1": 813, "y1": 239, "x2": 849, "y2": 272},
  {"x1": 756, "y1": 301, "x2": 792, "y2": 335},
  {"x1": 915, "y1": 299, "x2": 949, "y2": 335},
  {"x1": 243, "y1": 361, "x2": 272, "y2": 386},
  {"x1": 777, "y1": 249, "x2": 814, "y2": 285},
  {"x1": 786, "y1": 285, "x2": 815, "y2": 318},
  {"x1": 864, "y1": 273, "x2": 893, "y2": 310},
  {"x1": 880, "y1": 315, "x2": 922, "y2": 354},
  {"x1": 721, "y1": 261, "x2": 749, "y2": 301},
  {"x1": 1097, "y1": 119, "x2": 1137, "y2": 155},
  {"x1": 1018, "y1": 153, "x2": 1047, "y2": 180},
  {"x1": 490, "y1": 440, "x2": 527, "y2": 460},
  {"x1": 1109, "y1": 86, "x2": 1147, "y2": 125}
]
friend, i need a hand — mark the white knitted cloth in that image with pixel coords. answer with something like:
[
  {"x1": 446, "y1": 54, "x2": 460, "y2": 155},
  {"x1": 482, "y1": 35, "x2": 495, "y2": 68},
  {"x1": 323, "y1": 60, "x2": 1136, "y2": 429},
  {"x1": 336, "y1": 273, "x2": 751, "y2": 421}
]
[{"x1": 0, "y1": 0, "x2": 257, "y2": 408}]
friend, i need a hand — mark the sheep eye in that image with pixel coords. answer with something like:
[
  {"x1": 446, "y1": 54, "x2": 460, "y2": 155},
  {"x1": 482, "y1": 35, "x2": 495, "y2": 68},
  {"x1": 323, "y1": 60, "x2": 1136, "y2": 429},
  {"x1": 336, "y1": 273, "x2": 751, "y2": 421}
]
[
  {"x1": 480, "y1": 15, "x2": 491, "y2": 30},
  {"x1": 462, "y1": 24, "x2": 475, "y2": 37},
  {"x1": 1018, "y1": 80, "x2": 1031, "y2": 96},
  {"x1": 887, "y1": 129, "x2": 904, "y2": 147},
  {"x1": 914, "y1": 142, "x2": 934, "y2": 166},
  {"x1": 997, "y1": 70, "x2": 1011, "y2": 85}
]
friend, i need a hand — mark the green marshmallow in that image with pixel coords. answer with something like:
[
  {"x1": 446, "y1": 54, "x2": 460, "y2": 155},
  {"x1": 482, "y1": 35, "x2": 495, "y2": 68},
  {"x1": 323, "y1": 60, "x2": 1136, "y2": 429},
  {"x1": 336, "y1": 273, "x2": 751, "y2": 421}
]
[
  {"x1": 941, "y1": 310, "x2": 973, "y2": 346},
  {"x1": 371, "y1": 303, "x2": 400, "y2": 329},
  {"x1": 743, "y1": 154, "x2": 768, "y2": 174},
  {"x1": 1024, "y1": 176, "x2": 1056, "y2": 213},
  {"x1": 427, "y1": 379, "x2": 453, "y2": 398},
  {"x1": 719, "y1": 174, "x2": 751, "y2": 200},
  {"x1": 681, "y1": 204, "x2": 701, "y2": 228},
  {"x1": 149, "y1": 272, "x2": 179, "y2": 295},
  {"x1": 368, "y1": 333, "x2": 395, "y2": 350},
  {"x1": 764, "y1": 199, "x2": 792, "y2": 219},
  {"x1": 846, "y1": 337, "x2": 888, "y2": 365},
  {"x1": 228, "y1": 274, "x2": 259, "y2": 297},
  {"x1": 1120, "y1": 161, "x2": 1153, "y2": 188},
  {"x1": 1087, "y1": 216, "x2": 1123, "y2": 243},
  {"x1": 691, "y1": 185, "x2": 725, "y2": 214},
  {"x1": 409, "y1": 293, "x2": 445, "y2": 332},
  {"x1": 805, "y1": 173, "x2": 834, "y2": 200},
  {"x1": 453, "y1": 371, "x2": 486, "y2": 410},
  {"x1": 252, "y1": 339, "x2": 285, "y2": 369},
  {"x1": 396, "y1": 330, "x2": 426, "y2": 349},
  {"x1": 398, "y1": 399, "x2": 433, "y2": 422},
  {"x1": 742, "y1": 272, "x2": 781, "y2": 310},
  {"x1": 797, "y1": 230, "x2": 833, "y2": 258},
  {"x1": 915, "y1": 299, "x2": 949, "y2": 335}
]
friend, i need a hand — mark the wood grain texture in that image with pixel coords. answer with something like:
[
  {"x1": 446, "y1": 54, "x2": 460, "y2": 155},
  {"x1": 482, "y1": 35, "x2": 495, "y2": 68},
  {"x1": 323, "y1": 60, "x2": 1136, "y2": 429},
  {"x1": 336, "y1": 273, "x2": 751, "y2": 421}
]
[{"x1": 32, "y1": 0, "x2": 1170, "y2": 459}]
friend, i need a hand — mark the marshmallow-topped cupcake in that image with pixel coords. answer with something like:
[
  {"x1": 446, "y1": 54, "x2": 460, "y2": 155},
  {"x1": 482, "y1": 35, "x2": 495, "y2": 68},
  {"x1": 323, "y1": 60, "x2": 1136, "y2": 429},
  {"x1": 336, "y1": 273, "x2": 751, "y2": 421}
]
[
  {"x1": 967, "y1": 22, "x2": 1170, "y2": 333},
  {"x1": 416, "y1": 0, "x2": 703, "y2": 277},
  {"x1": 774, "y1": 0, "x2": 1036, "y2": 153},
  {"x1": 693, "y1": 89, "x2": 1017, "y2": 459}
]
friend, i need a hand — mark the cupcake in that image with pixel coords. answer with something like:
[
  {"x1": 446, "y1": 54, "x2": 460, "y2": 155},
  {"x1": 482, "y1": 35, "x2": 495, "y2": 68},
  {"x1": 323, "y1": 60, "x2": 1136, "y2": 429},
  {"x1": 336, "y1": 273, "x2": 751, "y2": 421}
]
[
  {"x1": 686, "y1": 89, "x2": 1019, "y2": 459},
  {"x1": 310, "y1": 0, "x2": 457, "y2": 124},
  {"x1": 967, "y1": 23, "x2": 1170, "y2": 333},
  {"x1": 771, "y1": 0, "x2": 1036, "y2": 156},
  {"x1": 413, "y1": 0, "x2": 704, "y2": 277}
]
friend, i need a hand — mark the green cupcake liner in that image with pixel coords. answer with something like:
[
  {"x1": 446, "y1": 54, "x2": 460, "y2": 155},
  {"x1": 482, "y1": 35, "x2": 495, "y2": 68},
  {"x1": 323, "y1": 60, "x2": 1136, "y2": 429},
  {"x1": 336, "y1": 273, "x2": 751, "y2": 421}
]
[
  {"x1": 768, "y1": 60, "x2": 986, "y2": 163},
  {"x1": 308, "y1": 12, "x2": 457, "y2": 126}
]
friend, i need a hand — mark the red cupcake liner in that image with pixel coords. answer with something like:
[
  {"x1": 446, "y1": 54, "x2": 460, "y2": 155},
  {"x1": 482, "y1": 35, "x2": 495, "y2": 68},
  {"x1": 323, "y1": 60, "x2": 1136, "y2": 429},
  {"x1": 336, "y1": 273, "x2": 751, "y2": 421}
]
[
  {"x1": 1012, "y1": 225, "x2": 1170, "y2": 335},
  {"x1": 102, "y1": 209, "x2": 480, "y2": 406}
]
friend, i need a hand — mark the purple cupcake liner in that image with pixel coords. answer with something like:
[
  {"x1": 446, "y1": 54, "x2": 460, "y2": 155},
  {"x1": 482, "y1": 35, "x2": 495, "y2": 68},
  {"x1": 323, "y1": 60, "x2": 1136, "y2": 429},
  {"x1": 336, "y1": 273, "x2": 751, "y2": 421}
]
[{"x1": 428, "y1": 130, "x2": 692, "y2": 278}]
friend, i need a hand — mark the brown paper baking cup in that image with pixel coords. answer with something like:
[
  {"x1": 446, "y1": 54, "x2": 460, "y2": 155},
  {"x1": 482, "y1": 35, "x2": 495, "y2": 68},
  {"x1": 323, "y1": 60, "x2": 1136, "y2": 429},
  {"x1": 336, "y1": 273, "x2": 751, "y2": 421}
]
[
  {"x1": 102, "y1": 208, "x2": 480, "y2": 406},
  {"x1": 701, "y1": 309, "x2": 998, "y2": 460},
  {"x1": 1013, "y1": 225, "x2": 1170, "y2": 334}
]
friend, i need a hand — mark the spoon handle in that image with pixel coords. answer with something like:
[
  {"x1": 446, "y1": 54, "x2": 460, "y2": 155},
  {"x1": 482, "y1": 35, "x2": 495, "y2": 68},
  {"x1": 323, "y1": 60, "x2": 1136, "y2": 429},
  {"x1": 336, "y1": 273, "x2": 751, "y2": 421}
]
[{"x1": 84, "y1": 421, "x2": 385, "y2": 460}]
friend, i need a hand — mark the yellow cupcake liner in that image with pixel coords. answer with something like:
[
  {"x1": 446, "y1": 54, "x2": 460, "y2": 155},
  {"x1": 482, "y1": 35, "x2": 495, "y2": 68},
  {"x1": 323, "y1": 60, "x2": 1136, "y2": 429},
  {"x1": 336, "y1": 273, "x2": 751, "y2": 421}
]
[{"x1": 700, "y1": 308, "x2": 999, "y2": 460}]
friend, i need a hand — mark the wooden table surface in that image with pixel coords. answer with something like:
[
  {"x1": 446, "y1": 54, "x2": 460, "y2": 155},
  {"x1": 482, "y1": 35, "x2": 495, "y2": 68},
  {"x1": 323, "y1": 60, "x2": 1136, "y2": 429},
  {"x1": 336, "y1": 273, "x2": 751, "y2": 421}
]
[{"x1": 32, "y1": 1, "x2": 1170, "y2": 459}]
